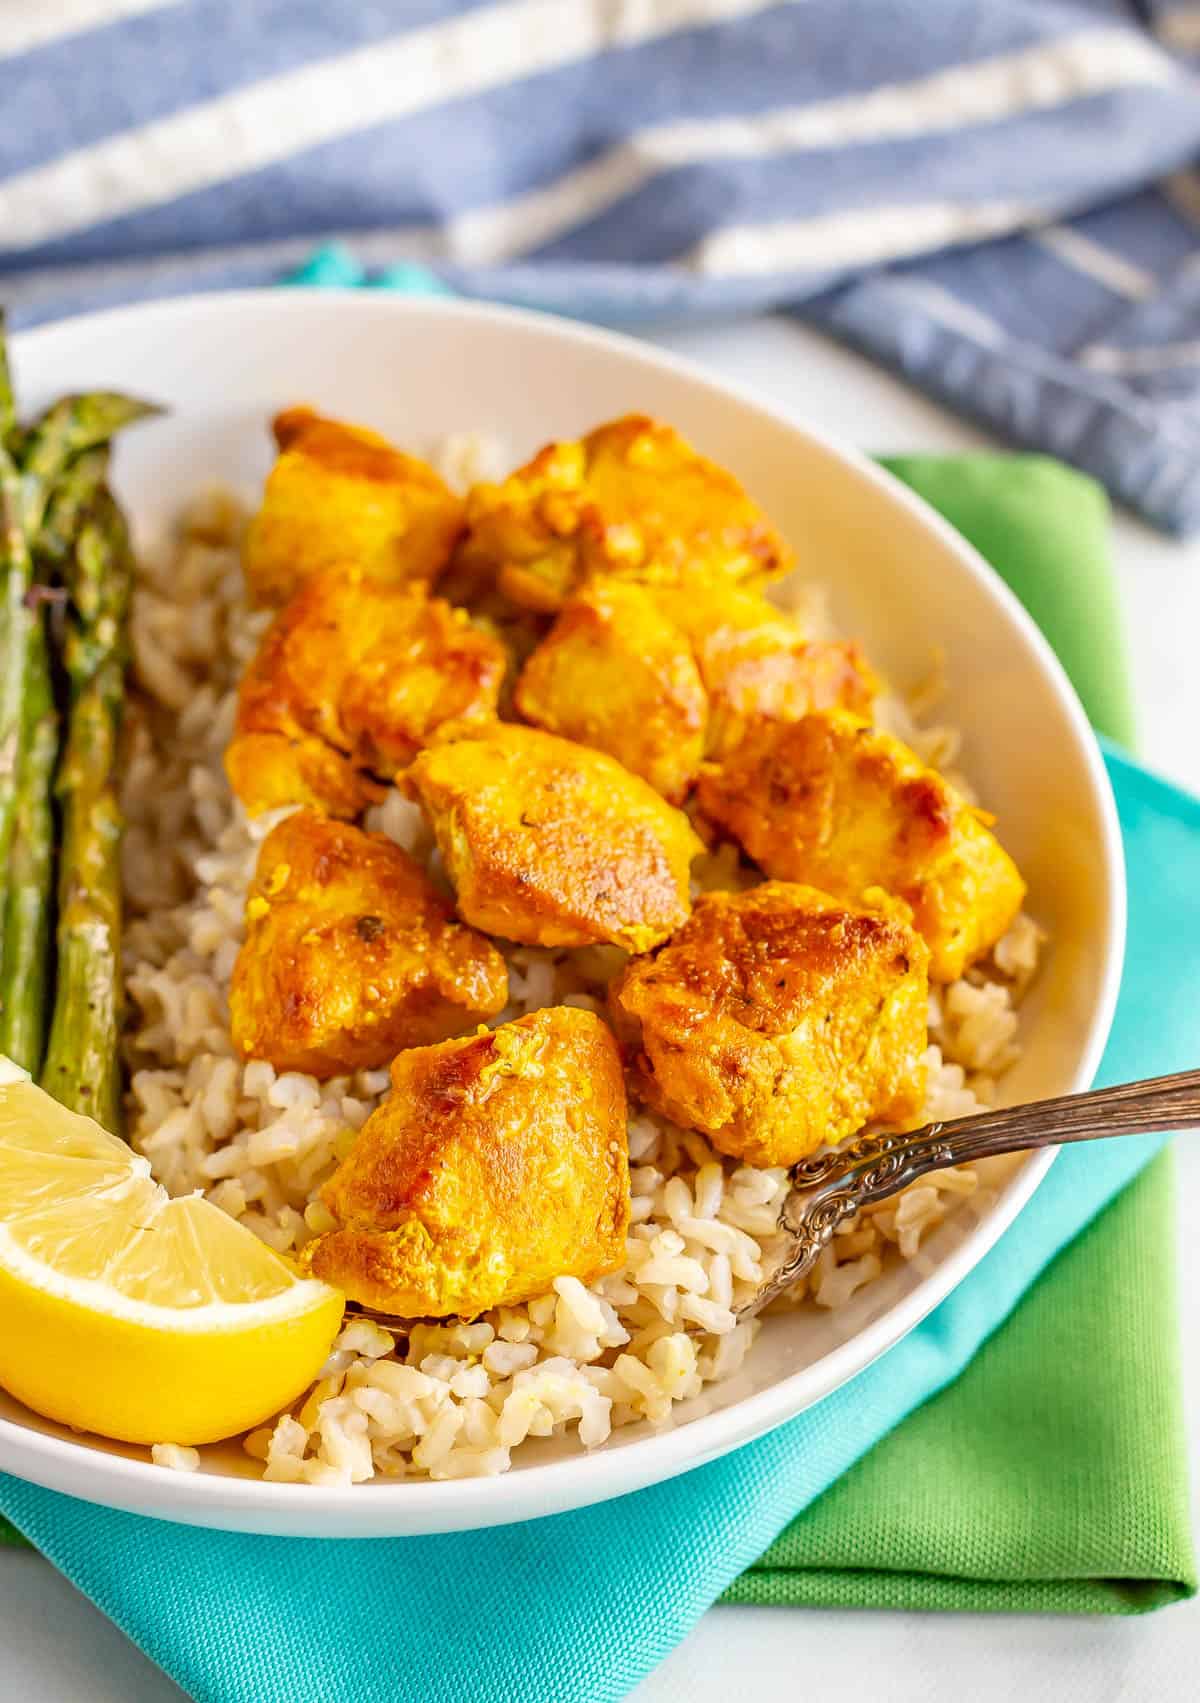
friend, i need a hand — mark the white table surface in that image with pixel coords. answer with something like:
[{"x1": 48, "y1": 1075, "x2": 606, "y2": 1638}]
[{"x1": 2, "y1": 313, "x2": 1197, "y2": 1703}]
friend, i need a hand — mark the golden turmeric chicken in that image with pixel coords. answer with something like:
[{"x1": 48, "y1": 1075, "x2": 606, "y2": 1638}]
[
  {"x1": 242, "y1": 407, "x2": 464, "y2": 606},
  {"x1": 513, "y1": 580, "x2": 707, "y2": 802},
  {"x1": 696, "y1": 710, "x2": 1026, "y2": 982},
  {"x1": 229, "y1": 809, "x2": 508, "y2": 1076},
  {"x1": 454, "y1": 413, "x2": 792, "y2": 613},
  {"x1": 609, "y1": 882, "x2": 929, "y2": 1168},
  {"x1": 300, "y1": 1008, "x2": 631, "y2": 1316},
  {"x1": 513, "y1": 578, "x2": 874, "y2": 802},
  {"x1": 225, "y1": 566, "x2": 506, "y2": 818},
  {"x1": 651, "y1": 580, "x2": 877, "y2": 758},
  {"x1": 406, "y1": 723, "x2": 701, "y2": 951}
]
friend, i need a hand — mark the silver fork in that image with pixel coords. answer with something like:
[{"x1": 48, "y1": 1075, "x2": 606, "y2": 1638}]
[{"x1": 746, "y1": 1067, "x2": 1200, "y2": 1318}]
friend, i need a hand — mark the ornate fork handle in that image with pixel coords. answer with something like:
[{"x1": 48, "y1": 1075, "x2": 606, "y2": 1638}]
[{"x1": 746, "y1": 1067, "x2": 1200, "y2": 1318}]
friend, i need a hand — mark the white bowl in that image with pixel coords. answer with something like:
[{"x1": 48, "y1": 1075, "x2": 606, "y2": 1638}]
[{"x1": 0, "y1": 291, "x2": 1124, "y2": 1537}]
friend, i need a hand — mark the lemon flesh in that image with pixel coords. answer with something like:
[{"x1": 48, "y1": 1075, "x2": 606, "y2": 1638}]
[{"x1": 0, "y1": 1059, "x2": 344, "y2": 1446}]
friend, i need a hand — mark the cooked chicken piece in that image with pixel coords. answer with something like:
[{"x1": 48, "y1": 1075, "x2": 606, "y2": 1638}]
[
  {"x1": 610, "y1": 882, "x2": 928, "y2": 1168},
  {"x1": 242, "y1": 407, "x2": 464, "y2": 606},
  {"x1": 512, "y1": 577, "x2": 876, "y2": 801},
  {"x1": 406, "y1": 723, "x2": 701, "y2": 951},
  {"x1": 229, "y1": 810, "x2": 508, "y2": 1076},
  {"x1": 513, "y1": 580, "x2": 707, "y2": 802},
  {"x1": 300, "y1": 1008, "x2": 631, "y2": 1316},
  {"x1": 225, "y1": 566, "x2": 506, "y2": 817},
  {"x1": 651, "y1": 580, "x2": 877, "y2": 756},
  {"x1": 225, "y1": 727, "x2": 384, "y2": 821},
  {"x1": 696, "y1": 710, "x2": 1026, "y2": 981},
  {"x1": 454, "y1": 413, "x2": 792, "y2": 613}
]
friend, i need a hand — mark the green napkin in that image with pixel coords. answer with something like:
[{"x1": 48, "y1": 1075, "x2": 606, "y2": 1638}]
[
  {"x1": 730, "y1": 1150, "x2": 1190, "y2": 1612},
  {"x1": 2, "y1": 456, "x2": 1191, "y2": 1619}
]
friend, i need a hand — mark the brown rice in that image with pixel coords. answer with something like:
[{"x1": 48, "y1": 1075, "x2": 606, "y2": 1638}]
[{"x1": 119, "y1": 453, "x2": 1042, "y2": 1485}]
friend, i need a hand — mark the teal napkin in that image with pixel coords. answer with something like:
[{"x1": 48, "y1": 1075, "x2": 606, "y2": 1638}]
[{"x1": 1, "y1": 743, "x2": 1197, "y2": 1701}]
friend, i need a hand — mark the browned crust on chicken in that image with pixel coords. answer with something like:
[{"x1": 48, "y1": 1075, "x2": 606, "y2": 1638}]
[
  {"x1": 229, "y1": 809, "x2": 508, "y2": 1075},
  {"x1": 406, "y1": 722, "x2": 702, "y2": 951},
  {"x1": 453, "y1": 413, "x2": 793, "y2": 614},
  {"x1": 225, "y1": 567, "x2": 505, "y2": 817},
  {"x1": 300, "y1": 1008, "x2": 631, "y2": 1315},
  {"x1": 610, "y1": 881, "x2": 929, "y2": 1167},
  {"x1": 695, "y1": 710, "x2": 1025, "y2": 980}
]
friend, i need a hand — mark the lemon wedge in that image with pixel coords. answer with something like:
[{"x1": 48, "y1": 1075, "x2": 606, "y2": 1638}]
[{"x1": 0, "y1": 1058, "x2": 344, "y2": 1446}]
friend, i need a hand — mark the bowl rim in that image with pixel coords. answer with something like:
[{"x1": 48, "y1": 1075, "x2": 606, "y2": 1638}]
[{"x1": 0, "y1": 289, "x2": 1126, "y2": 1535}]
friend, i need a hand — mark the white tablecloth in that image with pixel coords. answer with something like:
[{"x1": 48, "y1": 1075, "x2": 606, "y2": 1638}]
[{"x1": 3, "y1": 313, "x2": 1197, "y2": 1703}]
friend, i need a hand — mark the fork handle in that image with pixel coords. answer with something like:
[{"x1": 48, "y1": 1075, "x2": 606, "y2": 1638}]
[{"x1": 749, "y1": 1068, "x2": 1200, "y2": 1316}]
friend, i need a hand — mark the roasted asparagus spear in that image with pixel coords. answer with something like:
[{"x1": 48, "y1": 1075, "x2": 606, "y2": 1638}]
[
  {"x1": 0, "y1": 445, "x2": 120, "y2": 1070},
  {"x1": 0, "y1": 394, "x2": 158, "y2": 965},
  {"x1": 0, "y1": 442, "x2": 33, "y2": 946},
  {"x1": 0, "y1": 612, "x2": 57, "y2": 1071},
  {"x1": 40, "y1": 490, "x2": 134, "y2": 1132}
]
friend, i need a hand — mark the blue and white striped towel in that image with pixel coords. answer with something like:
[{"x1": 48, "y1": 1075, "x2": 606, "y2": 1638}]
[{"x1": 5, "y1": 0, "x2": 1200, "y2": 530}]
